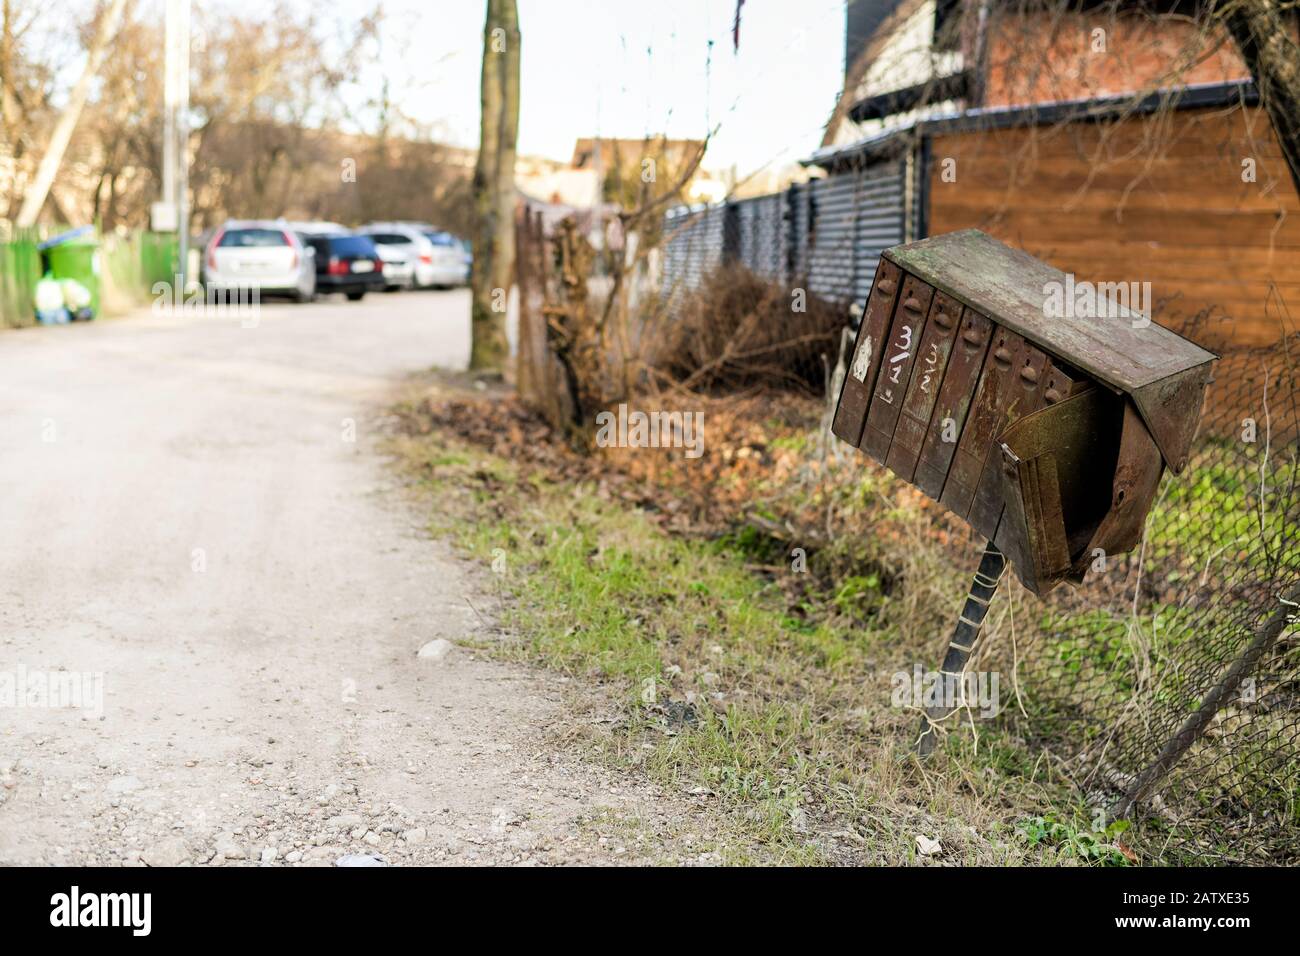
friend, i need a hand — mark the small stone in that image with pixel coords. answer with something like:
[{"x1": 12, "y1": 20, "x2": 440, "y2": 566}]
[
  {"x1": 335, "y1": 854, "x2": 387, "y2": 867},
  {"x1": 402, "y1": 827, "x2": 427, "y2": 845},
  {"x1": 285, "y1": 850, "x2": 302, "y2": 863},
  {"x1": 140, "y1": 837, "x2": 188, "y2": 868},
  {"x1": 362, "y1": 831, "x2": 381, "y2": 847},
  {"x1": 213, "y1": 832, "x2": 245, "y2": 861},
  {"x1": 261, "y1": 847, "x2": 278, "y2": 863},
  {"x1": 915, "y1": 835, "x2": 942, "y2": 857},
  {"x1": 417, "y1": 639, "x2": 453, "y2": 661}
]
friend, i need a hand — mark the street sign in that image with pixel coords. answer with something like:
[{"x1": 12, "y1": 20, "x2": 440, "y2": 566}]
[{"x1": 150, "y1": 201, "x2": 178, "y2": 233}]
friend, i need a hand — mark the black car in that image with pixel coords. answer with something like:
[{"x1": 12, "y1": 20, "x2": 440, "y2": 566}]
[{"x1": 301, "y1": 233, "x2": 385, "y2": 301}]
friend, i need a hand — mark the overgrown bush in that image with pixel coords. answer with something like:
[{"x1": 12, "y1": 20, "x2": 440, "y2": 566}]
[{"x1": 654, "y1": 264, "x2": 848, "y2": 396}]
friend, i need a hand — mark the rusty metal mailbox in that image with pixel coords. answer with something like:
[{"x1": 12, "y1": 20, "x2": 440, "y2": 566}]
[{"x1": 833, "y1": 229, "x2": 1216, "y2": 597}]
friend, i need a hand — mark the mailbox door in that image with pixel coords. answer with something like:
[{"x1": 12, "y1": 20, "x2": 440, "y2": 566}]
[{"x1": 832, "y1": 260, "x2": 903, "y2": 447}]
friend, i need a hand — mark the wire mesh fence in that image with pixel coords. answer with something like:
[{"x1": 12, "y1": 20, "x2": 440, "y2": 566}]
[{"x1": 1004, "y1": 329, "x2": 1300, "y2": 864}]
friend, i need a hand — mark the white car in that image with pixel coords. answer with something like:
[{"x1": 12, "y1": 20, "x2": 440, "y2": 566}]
[
  {"x1": 368, "y1": 241, "x2": 416, "y2": 291},
  {"x1": 418, "y1": 230, "x2": 471, "y2": 287},
  {"x1": 360, "y1": 223, "x2": 462, "y2": 289},
  {"x1": 203, "y1": 220, "x2": 316, "y2": 302}
]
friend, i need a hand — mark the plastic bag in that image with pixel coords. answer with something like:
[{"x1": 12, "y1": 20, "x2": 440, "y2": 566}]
[{"x1": 34, "y1": 274, "x2": 70, "y2": 324}]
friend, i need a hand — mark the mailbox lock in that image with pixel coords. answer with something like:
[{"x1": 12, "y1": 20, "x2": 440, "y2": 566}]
[
  {"x1": 962, "y1": 327, "x2": 982, "y2": 347},
  {"x1": 994, "y1": 346, "x2": 1013, "y2": 367},
  {"x1": 934, "y1": 310, "x2": 954, "y2": 330},
  {"x1": 903, "y1": 297, "x2": 923, "y2": 313},
  {"x1": 877, "y1": 278, "x2": 897, "y2": 296},
  {"x1": 1020, "y1": 364, "x2": 1040, "y2": 385}
]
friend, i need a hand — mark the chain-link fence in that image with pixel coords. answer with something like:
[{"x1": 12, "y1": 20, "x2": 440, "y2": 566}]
[{"x1": 1008, "y1": 328, "x2": 1300, "y2": 864}]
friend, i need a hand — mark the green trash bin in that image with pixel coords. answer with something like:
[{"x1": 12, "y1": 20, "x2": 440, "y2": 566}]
[{"x1": 44, "y1": 229, "x2": 101, "y2": 320}]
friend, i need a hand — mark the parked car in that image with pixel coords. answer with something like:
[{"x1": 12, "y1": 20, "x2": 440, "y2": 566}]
[
  {"x1": 418, "y1": 230, "x2": 471, "y2": 287},
  {"x1": 359, "y1": 223, "x2": 456, "y2": 290},
  {"x1": 203, "y1": 220, "x2": 316, "y2": 301},
  {"x1": 387, "y1": 221, "x2": 471, "y2": 288},
  {"x1": 286, "y1": 220, "x2": 348, "y2": 237},
  {"x1": 299, "y1": 233, "x2": 385, "y2": 301},
  {"x1": 356, "y1": 225, "x2": 421, "y2": 290}
]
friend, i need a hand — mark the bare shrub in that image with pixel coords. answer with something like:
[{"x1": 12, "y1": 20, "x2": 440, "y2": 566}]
[{"x1": 654, "y1": 264, "x2": 848, "y2": 396}]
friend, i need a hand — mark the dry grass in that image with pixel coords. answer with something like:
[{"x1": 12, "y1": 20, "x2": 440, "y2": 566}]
[{"x1": 384, "y1": 374, "x2": 1135, "y2": 866}]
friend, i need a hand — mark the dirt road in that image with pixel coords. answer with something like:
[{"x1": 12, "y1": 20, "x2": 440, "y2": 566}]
[{"x1": 0, "y1": 291, "x2": 684, "y2": 866}]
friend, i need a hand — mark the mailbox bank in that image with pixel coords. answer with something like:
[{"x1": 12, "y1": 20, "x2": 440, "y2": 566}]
[{"x1": 831, "y1": 230, "x2": 1216, "y2": 749}]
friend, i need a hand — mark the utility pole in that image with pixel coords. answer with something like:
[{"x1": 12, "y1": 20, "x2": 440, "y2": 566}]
[{"x1": 158, "y1": 0, "x2": 191, "y2": 287}]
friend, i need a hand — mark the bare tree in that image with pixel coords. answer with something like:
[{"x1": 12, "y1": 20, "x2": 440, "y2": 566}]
[
  {"x1": 15, "y1": 0, "x2": 128, "y2": 226},
  {"x1": 1219, "y1": 0, "x2": 1300, "y2": 196},
  {"x1": 470, "y1": 0, "x2": 520, "y2": 373}
]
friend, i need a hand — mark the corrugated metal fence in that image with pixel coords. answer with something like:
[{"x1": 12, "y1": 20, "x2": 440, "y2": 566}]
[{"x1": 662, "y1": 155, "x2": 912, "y2": 309}]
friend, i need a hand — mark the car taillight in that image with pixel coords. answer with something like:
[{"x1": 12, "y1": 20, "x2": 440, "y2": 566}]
[
  {"x1": 328, "y1": 257, "x2": 348, "y2": 276},
  {"x1": 282, "y1": 231, "x2": 297, "y2": 268},
  {"x1": 207, "y1": 229, "x2": 225, "y2": 269},
  {"x1": 419, "y1": 253, "x2": 432, "y2": 264}
]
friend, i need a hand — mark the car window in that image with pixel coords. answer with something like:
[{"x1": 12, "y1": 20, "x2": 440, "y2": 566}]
[
  {"x1": 329, "y1": 236, "x2": 378, "y2": 256},
  {"x1": 218, "y1": 228, "x2": 289, "y2": 248},
  {"x1": 423, "y1": 232, "x2": 456, "y2": 247},
  {"x1": 367, "y1": 233, "x2": 411, "y2": 245}
]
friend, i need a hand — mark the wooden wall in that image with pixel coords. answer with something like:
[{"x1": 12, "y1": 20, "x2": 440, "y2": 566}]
[{"x1": 926, "y1": 105, "x2": 1299, "y2": 352}]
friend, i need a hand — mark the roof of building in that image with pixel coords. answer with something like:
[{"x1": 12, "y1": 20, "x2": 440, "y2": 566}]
[{"x1": 805, "y1": 78, "x2": 1259, "y2": 171}]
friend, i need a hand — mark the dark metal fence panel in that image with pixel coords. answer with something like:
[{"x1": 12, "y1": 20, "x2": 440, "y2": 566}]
[
  {"x1": 852, "y1": 158, "x2": 909, "y2": 304},
  {"x1": 786, "y1": 182, "x2": 810, "y2": 284},
  {"x1": 805, "y1": 173, "x2": 857, "y2": 303},
  {"x1": 663, "y1": 204, "x2": 726, "y2": 292},
  {"x1": 661, "y1": 153, "x2": 909, "y2": 309}
]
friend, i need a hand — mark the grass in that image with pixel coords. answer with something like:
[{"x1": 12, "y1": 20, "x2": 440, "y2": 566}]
[{"x1": 385, "y1": 394, "x2": 1123, "y2": 866}]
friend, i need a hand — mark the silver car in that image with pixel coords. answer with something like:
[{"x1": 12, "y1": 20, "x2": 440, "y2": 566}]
[{"x1": 203, "y1": 220, "x2": 317, "y2": 302}]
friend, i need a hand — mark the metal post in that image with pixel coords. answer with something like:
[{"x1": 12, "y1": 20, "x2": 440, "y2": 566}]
[
  {"x1": 1111, "y1": 582, "x2": 1300, "y2": 819},
  {"x1": 163, "y1": 0, "x2": 190, "y2": 287},
  {"x1": 916, "y1": 541, "x2": 1006, "y2": 755},
  {"x1": 177, "y1": 0, "x2": 190, "y2": 289}
]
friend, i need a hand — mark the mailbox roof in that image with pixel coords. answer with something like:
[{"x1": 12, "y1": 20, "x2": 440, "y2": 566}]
[{"x1": 883, "y1": 230, "x2": 1215, "y2": 392}]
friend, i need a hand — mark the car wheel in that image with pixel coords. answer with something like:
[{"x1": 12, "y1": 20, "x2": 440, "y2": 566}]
[{"x1": 346, "y1": 291, "x2": 365, "y2": 302}]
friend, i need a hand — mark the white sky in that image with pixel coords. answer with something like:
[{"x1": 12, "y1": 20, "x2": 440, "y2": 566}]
[
  {"x1": 46, "y1": 0, "x2": 845, "y2": 177},
  {"x1": 339, "y1": 0, "x2": 847, "y2": 175}
]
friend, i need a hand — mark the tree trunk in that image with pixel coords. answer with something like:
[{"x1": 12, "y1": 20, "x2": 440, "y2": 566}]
[
  {"x1": 1220, "y1": 0, "x2": 1300, "y2": 198},
  {"x1": 15, "y1": 0, "x2": 129, "y2": 227},
  {"x1": 469, "y1": 0, "x2": 520, "y2": 373}
]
